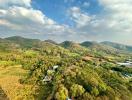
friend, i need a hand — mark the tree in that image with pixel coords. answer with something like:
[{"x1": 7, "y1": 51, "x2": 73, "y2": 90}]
[
  {"x1": 82, "y1": 92, "x2": 94, "y2": 100},
  {"x1": 55, "y1": 84, "x2": 68, "y2": 100},
  {"x1": 91, "y1": 87, "x2": 99, "y2": 96},
  {"x1": 70, "y1": 84, "x2": 85, "y2": 97}
]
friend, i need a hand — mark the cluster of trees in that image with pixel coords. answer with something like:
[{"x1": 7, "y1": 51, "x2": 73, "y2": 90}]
[{"x1": 21, "y1": 53, "x2": 131, "y2": 100}]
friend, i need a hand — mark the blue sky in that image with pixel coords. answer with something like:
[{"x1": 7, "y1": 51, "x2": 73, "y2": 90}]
[
  {"x1": 32, "y1": 0, "x2": 102, "y2": 25},
  {"x1": 0, "y1": 0, "x2": 132, "y2": 45}
]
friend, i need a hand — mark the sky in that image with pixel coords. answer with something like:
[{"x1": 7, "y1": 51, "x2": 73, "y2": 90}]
[{"x1": 0, "y1": 0, "x2": 132, "y2": 45}]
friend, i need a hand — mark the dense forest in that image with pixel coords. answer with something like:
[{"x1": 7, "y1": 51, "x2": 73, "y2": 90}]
[{"x1": 0, "y1": 36, "x2": 132, "y2": 100}]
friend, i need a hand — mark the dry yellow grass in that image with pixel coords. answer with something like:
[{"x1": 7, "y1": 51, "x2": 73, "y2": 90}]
[
  {"x1": 0, "y1": 65, "x2": 33, "y2": 100},
  {"x1": 0, "y1": 76, "x2": 23, "y2": 99}
]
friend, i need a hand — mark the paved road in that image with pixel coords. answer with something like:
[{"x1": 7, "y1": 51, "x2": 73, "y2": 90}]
[{"x1": 0, "y1": 86, "x2": 9, "y2": 100}]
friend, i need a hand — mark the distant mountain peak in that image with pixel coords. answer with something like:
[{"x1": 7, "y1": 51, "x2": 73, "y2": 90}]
[
  {"x1": 5, "y1": 36, "x2": 40, "y2": 41},
  {"x1": 60, "y1": 41, "x2": 78, "y2": 48},
  {"x1": 101, "y1": 41, "x2": 132, "y2": 52},
  {"x1": 5, "y1": 36, "x2": 40, "y2": 48},
  {"x1": 44, "y1": 39, "x2": 58, "y2": 45}
]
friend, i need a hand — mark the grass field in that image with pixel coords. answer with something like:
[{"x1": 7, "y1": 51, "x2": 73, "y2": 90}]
[{"x1": 0, "y1": 65, "x2": 33, "y2": 100}]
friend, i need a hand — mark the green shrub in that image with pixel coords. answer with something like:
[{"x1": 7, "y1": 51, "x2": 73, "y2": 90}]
[{"x1": 70, "y1": 84, "x2": 85, "y2": 97}]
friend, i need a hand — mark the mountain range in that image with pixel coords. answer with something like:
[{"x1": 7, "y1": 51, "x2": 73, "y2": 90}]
[{"x1": 1, "y1": 36, "x2": 132, "y2": 53}]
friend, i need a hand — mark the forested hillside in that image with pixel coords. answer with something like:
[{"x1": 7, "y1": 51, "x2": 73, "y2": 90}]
[
  {"x1": 0, "y1": 36, "x2": 132, "y2": 100},
  {"x1": 101, "y1": 41, "x2": 132, "y2": 52}
]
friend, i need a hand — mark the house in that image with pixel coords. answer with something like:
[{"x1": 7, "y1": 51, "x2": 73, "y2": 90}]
[
  {"x1": 43, "y1": 76, "x2": 52, "y2": 82},
  {"x1": 66, "y1": 97, "x2": 72, "y2": 100},
  {"x1": 53, "y1": 65, "x2": 59, "y2": 70},
  {"x1": 42, "y1": 65, "x2": 59, "y2": 82}
]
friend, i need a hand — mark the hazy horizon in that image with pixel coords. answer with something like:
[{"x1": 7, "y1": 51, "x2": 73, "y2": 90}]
[
  {"x1": 0, "y1": 0, "x2": 132, "y2": 45},
  {"x1": 1, "y1": 35, "x2": 132, "y2": 46}
]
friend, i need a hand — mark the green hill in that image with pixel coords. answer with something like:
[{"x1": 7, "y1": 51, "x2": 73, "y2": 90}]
[
  {"x1": 60, "y1": 41, "x2": 88, "y2": 54},
  {"x1": 5, "y1": 36, "x2": 41, "y2": 48},
  {"x1": 44, "y1": 39, "x2": 58, "y2": 45},
  {"x1": 101, "y1": 41, "x2": 132, "y2": 52},
  {"x1": 0, "y1": 38, "x2": 20, "y2": 52},
  {"x1": 80, "y1": 41, "x2": 119, "y2": 55}
]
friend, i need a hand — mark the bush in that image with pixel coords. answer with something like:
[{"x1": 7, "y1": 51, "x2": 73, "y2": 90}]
[
  {"x1": 98, "y1": 83, "x2": 107, "y2": 95},
  {"x1": 91, "y1": 87, "x2": 99, "y2": 96},
  {"x1": 55, "y1": 84, "x2": 68, "y2": 100},
  {"x1": 82, "y1": 93, "x2": 94, "y2": 100},
  {"x1": 70, "y1": 84, "x2": 85, "y2": 97}
]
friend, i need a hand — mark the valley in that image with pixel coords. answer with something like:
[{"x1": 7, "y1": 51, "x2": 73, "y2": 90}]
[{"x1": 0, "y1": 36, "x2": 131, "y2": 100}]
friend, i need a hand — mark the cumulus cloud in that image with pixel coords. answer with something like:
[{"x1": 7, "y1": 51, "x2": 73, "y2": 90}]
[
  {"x1": 68, "y1": 0, "x2": 132, "y2": 45},
  {"x1": 68, "y1": 7, "x2": 92, "y2": 27},
  {"x1": 0, "y1": 0, "x2": 31, "y2": 8},
  {"x1": 0, "y1": 0, "x2": 73, "y2": 39},
  {"x1": 99, "y1": 0, "x2": 132, "y2": 30}
]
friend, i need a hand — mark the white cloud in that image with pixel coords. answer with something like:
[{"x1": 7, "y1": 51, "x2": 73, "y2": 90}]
[
  {"x1": 6, "y1": 7, "x2": 46, "y2": 24},
  {"x1": 83, "y1": 2, "x2": 90, "y2": 7},
  {"x1": 69, "y1": 7, "x2": 92, "y2": 27},
  {"x1": 98, "y1": 0, "x2": 132, "y2": 36},
  {"x1": 0, "y1": 6, "x2": 68, "y2": 34},
  {"x1": 0, "y1": 0, "x2": 31, "y2": 8},
  {"x1": 0, "y1": 0, "x2": 73, "y2": 39},
  {"x1": 68, "y1": 0, "x2": 132, "y2": 45}
]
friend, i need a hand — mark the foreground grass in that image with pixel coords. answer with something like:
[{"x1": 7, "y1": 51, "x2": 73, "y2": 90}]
[{"x1": 0, "y1": 65, "x2": 33, "y2": 100}]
